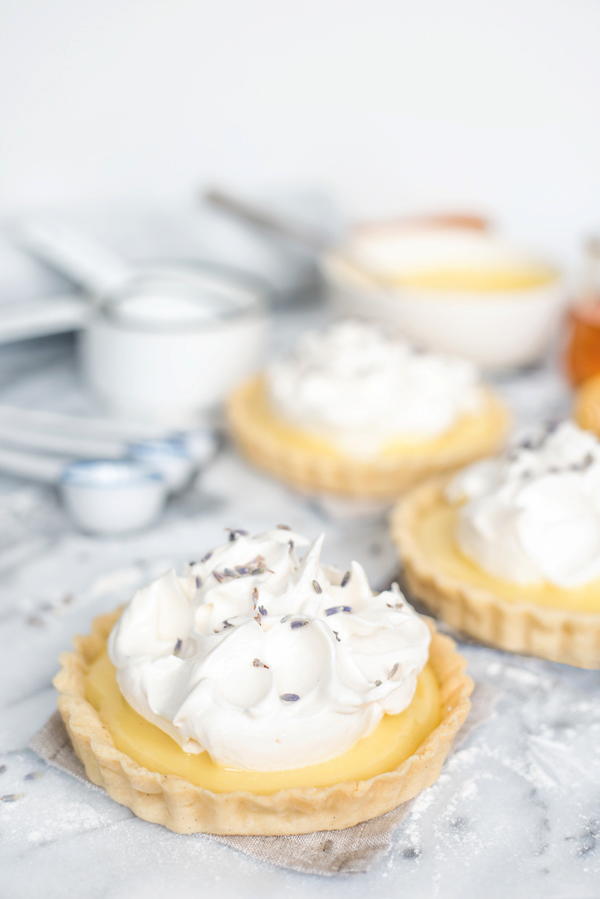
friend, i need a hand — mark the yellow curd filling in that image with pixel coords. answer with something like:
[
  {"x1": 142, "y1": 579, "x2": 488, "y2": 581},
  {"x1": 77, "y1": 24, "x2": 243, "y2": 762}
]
[
  {"x1": 415, "y1": 500, "x2": 600, "y2": 613},
  {"x1": 386, "y1": 266, "x2": 556, "y2": 292},
  {"x1": 85, "y1": 650, "x2": 440, "y2": 794},
  {"x1": 242, "y1": 377, "x2": 497, "y2": 461}
]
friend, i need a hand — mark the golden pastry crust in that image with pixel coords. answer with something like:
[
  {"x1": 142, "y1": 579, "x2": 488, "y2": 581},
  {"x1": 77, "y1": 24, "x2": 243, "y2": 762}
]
[
  {"x1": 574, "y1": 374, "x2": 600, "y2": 436},
  {"x1": 392, "y1": 480, "x2": 600, "y2": 669},
  {"x1": 227, "y1": 376, "x2": 509, "y2": 500},
  {"x1": 54, "y1": 609, "x2": 472, "y2": 836}
]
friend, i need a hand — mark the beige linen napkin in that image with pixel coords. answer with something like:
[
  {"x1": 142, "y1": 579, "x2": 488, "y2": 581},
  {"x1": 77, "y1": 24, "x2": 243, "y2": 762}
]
[{"x1": 30, "y1": 712, "x2": 410, "y2": 876}]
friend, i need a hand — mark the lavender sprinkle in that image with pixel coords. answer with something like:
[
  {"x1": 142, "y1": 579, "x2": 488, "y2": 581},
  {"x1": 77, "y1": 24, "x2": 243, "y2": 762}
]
[
  {"x1": 174, "y1": 638, "x2": 183, "y2": 655},
  {"x1": 195, "y1": 576, "x2": 202, "y2": 589},
  {"x1": 312, "y1": 580, "x2": 322, "y2": 594},
  {"x1": 201, "y1": 551, "x2": 213, "y2": 563},
  {"x1": 290, "y1": 618, "x2": 309, "y2": 629},
  {"x1": 389, "y1": 662, "x2": 400, "y2": 678},
  {"x1": 258, "y1": 605, "x2": 268, "y2": 616},
  {"x1": 340, "y1": 571, "x2": 351, "y2": 587},
  {"x1": 280, "y1": 693, "x2": 301, "y2": 702},
  {"x1": 325, "y1": 605, "x2": 352, "y2": 616}
]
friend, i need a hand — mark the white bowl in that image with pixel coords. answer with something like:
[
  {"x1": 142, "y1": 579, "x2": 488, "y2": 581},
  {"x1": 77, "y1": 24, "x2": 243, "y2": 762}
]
[
  {"x1": 80, "y1": 268, "x2": 268, "y2": 425},
  {"x1": 324, "y1": 227, "x2": 565, "y2": 370}
]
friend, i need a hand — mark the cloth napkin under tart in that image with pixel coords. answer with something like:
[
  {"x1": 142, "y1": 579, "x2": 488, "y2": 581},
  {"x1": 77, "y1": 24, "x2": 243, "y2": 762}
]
[{"x1": 30, "y1": 711, "x2": 413, "y2": 876}]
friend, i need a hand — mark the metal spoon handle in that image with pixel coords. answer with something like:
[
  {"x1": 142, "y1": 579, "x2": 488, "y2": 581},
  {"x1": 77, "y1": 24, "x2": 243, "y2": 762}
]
[
  {"x1": 0, "y1": 446, "x2": 65, "y2": 483},
  {"x1": 18, "y1": 220, "x2": 133, "y2": 296},
  {"x1": 203, "y1": 187, "x2": 381, "y2": 288},
  {"x1": 203, "y1": 187, "x2": 328, "y2": 253}
]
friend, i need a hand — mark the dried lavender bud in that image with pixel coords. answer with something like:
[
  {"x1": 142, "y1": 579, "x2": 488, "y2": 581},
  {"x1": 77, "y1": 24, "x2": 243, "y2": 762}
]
[
  {"x1": 252, "y1": 658, "x2": 269, "y2": 669},
  {"x1": 173, "y1": 638, "x2": 183, "y2": 655},
  {"x1": 312, "y1": 580, "x2": 322, "y2": 594},
  {"x1": 226, "y1": 528, "x2": 248, "y2": 541},
  {"x1": 258, "y1": 605, "x2": 268, "y2": 616},
  {"x1": 389, "y1": 662, "x2": 400, "y2": 678},
  {"x1": 195, "y1": 576, "x2": 202, "y2": 589},
  {"x1": 582, "y1": 452, "x2": 594, "y2": 469},
  {"x1": 201, "y1": 550, "x2": 213, "y2": 563},
  {"x1": 340, "y1": 570, "x2": 351, "y2": 587},
  {"x1": 280, "y1": 693, "x2": 301, "y2": 702},
  {"x1": 290, "y1": 618, "x2": 309, "y2": 629}
]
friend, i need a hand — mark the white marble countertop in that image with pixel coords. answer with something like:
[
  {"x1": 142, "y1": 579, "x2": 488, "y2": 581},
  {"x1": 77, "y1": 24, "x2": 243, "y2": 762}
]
[{"x1": 1, "y1": 318, "x2": 599, "y2": 899}]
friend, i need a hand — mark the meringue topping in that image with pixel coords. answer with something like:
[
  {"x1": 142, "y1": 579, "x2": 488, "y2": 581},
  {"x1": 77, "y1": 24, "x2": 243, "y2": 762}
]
[
  {"x1": 266, "y1": 320, "x2": 483, "y2": 457},
  {"x1": 109, "y1": 527, "x2": 430, "y2": 771},
  {"x1": 447, "y1": 421, "x2": 600, "y2": 588}
]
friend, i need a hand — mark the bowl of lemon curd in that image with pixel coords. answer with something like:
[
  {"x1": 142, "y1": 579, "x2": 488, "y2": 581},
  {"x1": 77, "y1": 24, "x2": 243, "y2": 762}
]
[{"x1": 324, "y1": 224, "x2": 563, "y2": 370}]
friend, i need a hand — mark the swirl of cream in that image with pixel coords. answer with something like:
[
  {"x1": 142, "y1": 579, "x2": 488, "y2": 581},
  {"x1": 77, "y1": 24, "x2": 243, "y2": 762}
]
[
  {"x1": 266, "y1": 320, "x2": 483, "y2": 457},
  {"x1": 109, "y1": 527, "x2": 430, "y2": 771},
  {"x1": 446, "y1": 421, "x2": 600, "y2": 587}
]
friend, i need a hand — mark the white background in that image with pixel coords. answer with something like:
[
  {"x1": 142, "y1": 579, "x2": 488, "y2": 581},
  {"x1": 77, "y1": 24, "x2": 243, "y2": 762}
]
[{"x1": 1, "y1": 0, "x2": 599, "y2": 261}]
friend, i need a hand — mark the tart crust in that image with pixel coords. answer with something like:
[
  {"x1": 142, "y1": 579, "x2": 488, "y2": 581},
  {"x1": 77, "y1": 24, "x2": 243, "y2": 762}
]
[
  {"x1": 574, "y1": 374, "x2": 600, "y2": 436},
  {"x1": 227, "y1": 376, "x2": 509, "y2": 500},
  {"x1": 54, "y1": 609, "x2": 472, "y2": 836},
  {"x1": 392, "y1": 479, "x2": 600, "y2": 669}
]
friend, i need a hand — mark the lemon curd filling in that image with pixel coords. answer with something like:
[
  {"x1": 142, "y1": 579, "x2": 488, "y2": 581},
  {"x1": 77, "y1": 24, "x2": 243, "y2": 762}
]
[
  {"x1": 415, "y1": 499, "x2": 600, "y2": 613},
  {"x1": 242, "y1": 377, "x2": 497, "y2": 461},
  {"x1": 85, "y1": 649, "x2": 440, "y2": 795},
  {"x1": 386, "y1": 266, "x2": 556, "y2": 293}
]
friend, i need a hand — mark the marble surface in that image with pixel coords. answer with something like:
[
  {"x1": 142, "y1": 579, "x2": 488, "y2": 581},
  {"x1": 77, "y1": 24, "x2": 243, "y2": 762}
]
[{"x1": 0, "y1": 320, "x2": 599, "y2": 899}]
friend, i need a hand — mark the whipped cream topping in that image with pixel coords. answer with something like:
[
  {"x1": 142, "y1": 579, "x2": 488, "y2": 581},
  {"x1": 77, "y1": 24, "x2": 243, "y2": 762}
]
[
  {"x1": 446, "y1": 421, "x2": 600, "y2": 588},
  {"x1": 109, "y1": 527, "x2": 430, "y2": 771},
  {"x1": 266, "y1": 320, "x2": 483, "y2": 457}
]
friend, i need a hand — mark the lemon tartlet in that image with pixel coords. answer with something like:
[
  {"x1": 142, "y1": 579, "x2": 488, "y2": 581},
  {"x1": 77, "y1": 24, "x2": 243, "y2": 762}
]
[
  {"x1": 393, "y1": 422, "x2": 600, "y2": 668},
  {"x1": 55, "y1": 527, "x2": 472, "y2": 835},
  {"x1": 228, "y1": 320, "x2": 508, "y2": 500}
]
